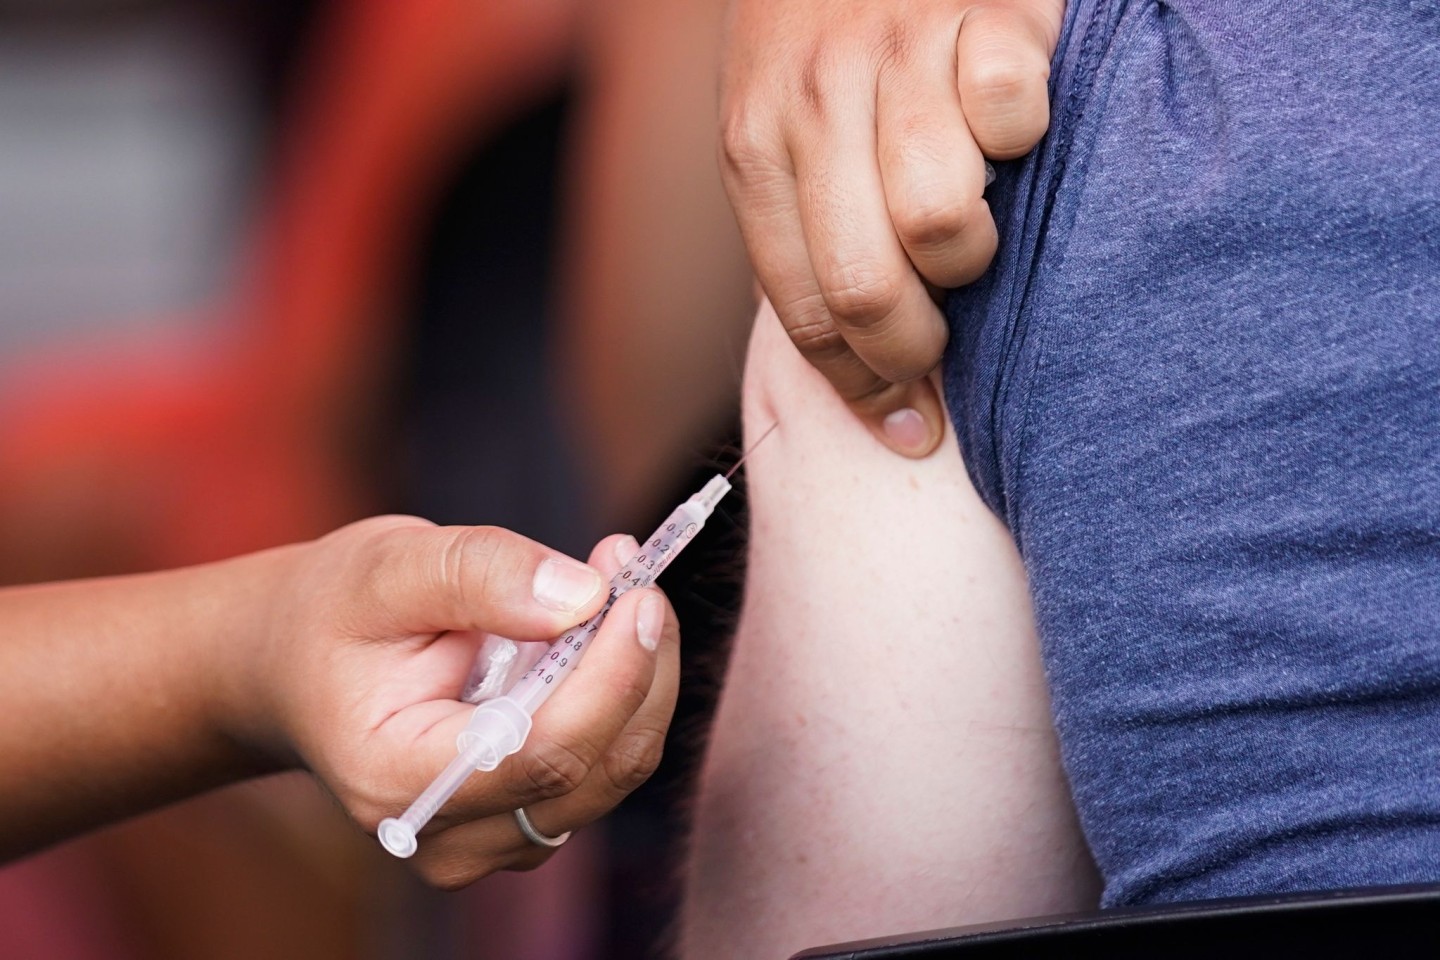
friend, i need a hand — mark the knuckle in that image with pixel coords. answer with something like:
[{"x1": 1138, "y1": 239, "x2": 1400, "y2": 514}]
[
  {"x1": 962, "y1": 56, "x2": 1042, "y2": 105},
  {"x1": 341, "y1": 515, "x2": 429, "y2": 577},
  {"x1": 785, "y1": 314, "x2": 848, "y2": 363},
  {"x1": 341, "y1": 525, "x2": 418, "y2": 624},
  {"x1": 718, "y1": 106, "x2": 778, "y2": 183},
  {"x1": 415, "y1": 851, "x2": 491, "y2": 891},
  {"x1": 958, "y1": 47, "x2": 1051, "y2": 153},
  {"x1": 520, "y1": 736, "x2": 595, "y2": 800},
  {"x1": 604, "y1": 727, "x2": 667, "y2": 794},
  {"x1": 339, "y1": 514, "x2": 430, "y2": 546},
  {"x1": 507, "y1": 847, "x2": 555, "y2": 873},
  {"x1": 893, "y1": 196, "x2": 983, "y2": 251},
  {"x1": 874, "y1": 17, "x2": 913, "y2": 74},
  {"x1": 798, "y1": 42, "x2": 828, "y2": 115},
  {"x1": 822, "y1": 265, "x2": 901, "y2": 329},
  {"x1": 348, "y1": 519, "x2": 405, "y2": 571},
  {"x1": 776, "y1": 293, "x2": 849, "y2": 363},
  {"x1": 445, "y1": 525, "x2": 526, "y2": 609}
]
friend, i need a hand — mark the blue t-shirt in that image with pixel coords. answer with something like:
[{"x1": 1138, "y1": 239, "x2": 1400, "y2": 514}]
[{"x1": 945, "y1": 0, "x2": 1440, "y2": 906}]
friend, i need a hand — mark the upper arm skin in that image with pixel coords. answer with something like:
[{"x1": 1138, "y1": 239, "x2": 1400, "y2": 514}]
[{"x1": 680, "y1": 303, "x2": 1098, "y2": 959}]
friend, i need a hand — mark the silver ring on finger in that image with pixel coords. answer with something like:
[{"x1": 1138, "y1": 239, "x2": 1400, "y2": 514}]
[{"x1": 514, "y1": 807, "x2": 571, "y2": 848}]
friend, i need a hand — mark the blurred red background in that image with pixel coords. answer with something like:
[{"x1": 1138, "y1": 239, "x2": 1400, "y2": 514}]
[{"x1": 0, "y1": 0, "x2": 752, "y2": 956}]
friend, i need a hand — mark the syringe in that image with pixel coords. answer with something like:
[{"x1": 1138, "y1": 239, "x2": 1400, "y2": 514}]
[{"x1": 377, "y1": 425, "x2": 775, "y2": 859}]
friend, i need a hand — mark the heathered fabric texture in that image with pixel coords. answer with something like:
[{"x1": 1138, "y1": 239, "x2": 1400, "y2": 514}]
[{"x1": 945, "y1": 0, "x2": 1440, "y2": 907}]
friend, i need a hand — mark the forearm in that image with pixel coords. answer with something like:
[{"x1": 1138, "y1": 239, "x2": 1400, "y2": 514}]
[
  {"x1": 0, "y1": 510, "x2": 688, "y2": 890},
  {"x1": 0, "y1": 549, "x2": 291, "y2": 860}
]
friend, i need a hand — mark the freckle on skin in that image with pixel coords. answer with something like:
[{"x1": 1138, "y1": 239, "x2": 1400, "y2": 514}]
[{"x1": 908, "y1": 475, "x2": 920, "y2": 490}]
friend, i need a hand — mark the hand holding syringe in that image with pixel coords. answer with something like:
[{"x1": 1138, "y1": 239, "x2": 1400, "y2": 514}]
[{"x1": 378, "y1": 426, "x2": 775, "y2": 858}]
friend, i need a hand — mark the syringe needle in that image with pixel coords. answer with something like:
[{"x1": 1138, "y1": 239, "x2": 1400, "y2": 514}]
[{"x1": 725, "y1": 422, "x2": 779, "y2": 479}]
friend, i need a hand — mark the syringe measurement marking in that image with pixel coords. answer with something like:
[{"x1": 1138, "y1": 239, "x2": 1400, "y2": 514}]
[
  {"x1": 378, "y1": 423, "x2": 778, "y2": 859},
  {"x1": 524, "y1": 519, "x2": 697, "y2": 686}
]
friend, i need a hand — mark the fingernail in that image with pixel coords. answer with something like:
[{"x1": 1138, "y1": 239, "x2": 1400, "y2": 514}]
[
  {"x1": 533, "y1": 557, "x2": 602, "y2": 613},
  {"x1": 636, "y1": 592, "x2": 663, "y2": 652},
  {"x1": 882, "y1": 407, "x2": 929, "y2": 452},
  {"x1": 613, "y1": 535, "x2": 639, "y2": 568}
]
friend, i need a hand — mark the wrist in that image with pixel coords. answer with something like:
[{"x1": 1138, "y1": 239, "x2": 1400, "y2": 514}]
[{"x1": 188, "y1": 542, "x2": 307, "y2": 777}]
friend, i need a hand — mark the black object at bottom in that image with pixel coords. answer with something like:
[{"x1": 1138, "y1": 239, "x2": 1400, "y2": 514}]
[{"x1": 793, "y1": 884, "x2": 1440, "y2": 958}]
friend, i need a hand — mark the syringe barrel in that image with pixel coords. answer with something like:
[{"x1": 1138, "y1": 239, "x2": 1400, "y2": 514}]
[
  {"x1": 379, "y1": 475, "x2": 730, "y2": 859},
  {"x1": 507, "y1": 484, "x2": 725, "y2": 715}
]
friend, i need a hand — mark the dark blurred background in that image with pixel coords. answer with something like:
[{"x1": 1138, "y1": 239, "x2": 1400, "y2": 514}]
[{"x1": 0, "y1": 0, "x2": 755, "y2": 956}]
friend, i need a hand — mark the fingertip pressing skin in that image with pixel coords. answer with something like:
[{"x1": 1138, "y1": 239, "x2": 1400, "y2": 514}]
[
  {"x1": 791, "y1": 120, "x2": 951, "y2": 385},
  {"x1": 754, "y1": 299, "x2": 947, "y2": 459},
  {"x1": 685, "y1": 258, "x2": 1098, "y2": 957},
  {"x1": 867, "y1": 375, "x2": 950, "y2": 458}
]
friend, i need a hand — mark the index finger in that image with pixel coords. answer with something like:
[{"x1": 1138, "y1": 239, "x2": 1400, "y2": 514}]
[
  {"x1": 787, "y1": 79, "x2": 949, "y2": 386},
  {"x1": 379, "y1": 544, "x2": 656, "y2": 880},
  {"x1": 726, "y1": 165, "x2": 946, "y2": 456},
  {"x1": 425, "y1": 586, "x2": 664, "y2": 825},
  {"x1": 420, "y1": 588, "x2": 681, "y2": 873},
  {"x1": 721, "y1": 100, "x2": 945, "y2": 457}
]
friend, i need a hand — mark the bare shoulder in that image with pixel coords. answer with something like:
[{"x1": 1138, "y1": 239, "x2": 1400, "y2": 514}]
[{"x1": 680, "y1": 302, "x2": 1097, "y2": 960}]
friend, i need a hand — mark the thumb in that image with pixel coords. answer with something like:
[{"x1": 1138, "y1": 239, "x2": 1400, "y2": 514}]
[
  {"x1": 756, "y1": 297, "x2": 947, "y2": 459},
  {"x1": 355, "y1": 522, "x2": 609, "y2": 641},
  {"x1": 852, "y1": 376, "x2": 948, "y2": 459}
]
